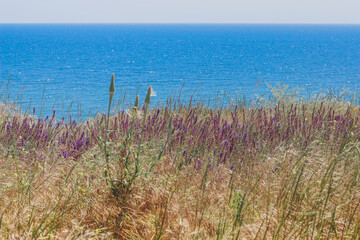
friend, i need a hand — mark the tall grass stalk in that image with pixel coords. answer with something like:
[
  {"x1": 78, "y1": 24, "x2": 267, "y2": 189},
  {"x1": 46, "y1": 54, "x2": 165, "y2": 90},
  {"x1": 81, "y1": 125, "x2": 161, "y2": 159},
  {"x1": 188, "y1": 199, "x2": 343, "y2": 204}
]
[{"x1": 0, "y1": 82, "x2": 359, "y2": 239}]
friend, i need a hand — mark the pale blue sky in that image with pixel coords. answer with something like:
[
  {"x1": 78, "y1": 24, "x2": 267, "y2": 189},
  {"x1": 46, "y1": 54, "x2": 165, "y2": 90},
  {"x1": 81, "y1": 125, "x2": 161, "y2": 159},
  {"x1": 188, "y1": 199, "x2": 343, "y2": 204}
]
[{"x1": 0, "y1": 0, "x2": 359, "y2": 24}]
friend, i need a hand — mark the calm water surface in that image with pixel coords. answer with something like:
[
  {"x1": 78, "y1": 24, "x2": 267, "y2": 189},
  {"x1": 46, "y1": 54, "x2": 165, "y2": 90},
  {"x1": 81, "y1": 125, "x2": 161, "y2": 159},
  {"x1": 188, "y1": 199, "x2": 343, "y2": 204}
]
[{"x1": 1, "y1": 24, "x2": 359, "y2": 118}]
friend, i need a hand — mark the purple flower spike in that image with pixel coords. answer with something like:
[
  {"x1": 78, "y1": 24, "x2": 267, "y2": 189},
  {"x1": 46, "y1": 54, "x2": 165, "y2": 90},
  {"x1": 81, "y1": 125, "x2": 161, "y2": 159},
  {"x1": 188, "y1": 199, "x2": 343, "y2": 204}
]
[
  {"x1": 61, "y1": 151, "x2": 69, "y2": 159},
  {"x1": 76, "y1": 140, "x2": 84, "y2": 150},
  {"x1": 196, "y1": 160, "x2": 201, "y2": 170}
]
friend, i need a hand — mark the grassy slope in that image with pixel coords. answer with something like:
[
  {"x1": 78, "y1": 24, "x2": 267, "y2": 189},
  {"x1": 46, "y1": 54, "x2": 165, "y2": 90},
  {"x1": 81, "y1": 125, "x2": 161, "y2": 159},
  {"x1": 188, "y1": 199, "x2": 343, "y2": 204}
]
[{"x1": 0, "y1": 89, "x2": 360, "y2": 239}]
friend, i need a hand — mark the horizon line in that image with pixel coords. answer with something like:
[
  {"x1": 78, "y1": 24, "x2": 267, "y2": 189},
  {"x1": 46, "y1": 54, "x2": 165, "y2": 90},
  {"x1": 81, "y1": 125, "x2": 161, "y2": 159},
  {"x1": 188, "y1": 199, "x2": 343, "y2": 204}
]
[{"x1": 1, "y1": 22, "x2": 360, "y2": 25}]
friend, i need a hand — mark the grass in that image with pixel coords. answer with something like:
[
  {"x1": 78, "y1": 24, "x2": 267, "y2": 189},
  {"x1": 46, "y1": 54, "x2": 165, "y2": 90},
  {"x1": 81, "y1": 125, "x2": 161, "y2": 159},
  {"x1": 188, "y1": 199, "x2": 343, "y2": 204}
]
[{"x1": 0, "y1": 78, "x2": 359, "y2": 239}]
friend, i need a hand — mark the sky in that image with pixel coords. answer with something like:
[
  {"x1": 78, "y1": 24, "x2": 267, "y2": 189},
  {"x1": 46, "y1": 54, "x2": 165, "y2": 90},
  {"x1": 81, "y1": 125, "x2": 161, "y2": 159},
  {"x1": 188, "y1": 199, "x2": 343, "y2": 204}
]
[{"x1": 0, "y1": 0, "x2": 359, "y2": 24}]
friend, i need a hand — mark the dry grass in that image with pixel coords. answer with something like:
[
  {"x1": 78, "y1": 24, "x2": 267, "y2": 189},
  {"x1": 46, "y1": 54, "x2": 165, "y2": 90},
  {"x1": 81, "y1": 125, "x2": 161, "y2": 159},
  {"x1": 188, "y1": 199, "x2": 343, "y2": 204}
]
[
  {"x1": 1, "y1": 86, "x2": 360, "y2": 239},
  {"x1": 1, "y1": 141, "x2": 359, "y2": 239}
]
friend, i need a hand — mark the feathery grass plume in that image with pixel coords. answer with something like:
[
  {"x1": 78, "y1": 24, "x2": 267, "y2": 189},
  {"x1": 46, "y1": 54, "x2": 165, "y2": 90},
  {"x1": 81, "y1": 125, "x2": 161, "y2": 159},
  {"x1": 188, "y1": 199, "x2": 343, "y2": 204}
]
[
  {"x1": 109, "y1": 74, "x2": 116, "y2": 96},
  {"x1": 107, "y1": 74, "x2": 115, "y2": 129},
  {"x1": 145, "y1": 85, "x2": 152, "y2": 109},
  {"x1": 133, "y1": 95, "x2": 139, "y2": 111}
]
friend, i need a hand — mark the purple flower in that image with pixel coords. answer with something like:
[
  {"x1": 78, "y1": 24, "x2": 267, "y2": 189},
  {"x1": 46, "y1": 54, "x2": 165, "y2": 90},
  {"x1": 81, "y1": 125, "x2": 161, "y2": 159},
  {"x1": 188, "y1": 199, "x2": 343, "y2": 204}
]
[
  {"x1": 76, "y1": 140, "x2": 84, "y2": 149},
  {"x1": 61, "y1": 151, "x2": 69, "y2": 159},
  {"x1": 196, "y1": 160, "x2": 201, "y2": 170},
  {"x1": 183, "y1": 150, "x2": 187, "y2": 156}
]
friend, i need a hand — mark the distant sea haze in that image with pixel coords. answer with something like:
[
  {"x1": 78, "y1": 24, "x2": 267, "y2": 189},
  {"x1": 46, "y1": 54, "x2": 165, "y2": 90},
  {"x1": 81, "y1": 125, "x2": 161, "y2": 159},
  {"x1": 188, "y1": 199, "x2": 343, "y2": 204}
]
[{"x1": 0, "y1": 24, "x2": 359, "y2": 118}]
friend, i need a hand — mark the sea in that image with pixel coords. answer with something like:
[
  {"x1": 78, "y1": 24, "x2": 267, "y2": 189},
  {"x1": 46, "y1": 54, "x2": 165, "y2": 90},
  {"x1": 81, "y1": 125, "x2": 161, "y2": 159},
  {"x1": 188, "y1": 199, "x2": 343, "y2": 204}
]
[{"x1": 0, "y1": 24, "x2": 359, "y2": 119}]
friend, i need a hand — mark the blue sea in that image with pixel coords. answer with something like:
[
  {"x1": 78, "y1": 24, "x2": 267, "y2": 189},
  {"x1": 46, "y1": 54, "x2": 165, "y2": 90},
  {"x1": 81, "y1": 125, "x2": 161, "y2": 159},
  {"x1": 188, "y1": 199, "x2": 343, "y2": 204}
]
[{"x1": 1, "y1": 24, "x2": 360, "y2": 119}]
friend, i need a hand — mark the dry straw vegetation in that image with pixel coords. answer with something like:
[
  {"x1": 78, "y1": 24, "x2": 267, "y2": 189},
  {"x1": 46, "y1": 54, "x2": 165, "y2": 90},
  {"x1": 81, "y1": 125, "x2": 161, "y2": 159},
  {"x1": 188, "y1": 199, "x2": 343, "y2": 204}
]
[{"x1": 0, "y1": 76, "x2": 360, "y2": 239}]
